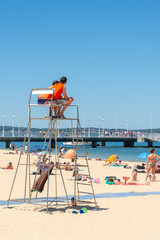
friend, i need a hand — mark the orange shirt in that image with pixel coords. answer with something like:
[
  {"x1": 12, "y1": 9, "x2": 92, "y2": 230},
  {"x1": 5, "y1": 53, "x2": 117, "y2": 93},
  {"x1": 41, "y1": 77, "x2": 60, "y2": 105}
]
[{"x1": 38, "y1": 83, "x2": 64, "y2": 100}]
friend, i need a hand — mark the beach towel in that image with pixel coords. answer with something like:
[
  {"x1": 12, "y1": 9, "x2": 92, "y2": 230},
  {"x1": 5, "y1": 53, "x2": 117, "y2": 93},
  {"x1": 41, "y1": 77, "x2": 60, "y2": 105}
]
[
  {"x1": 116, "y1": 182, "x2": 149, "y2": 185},
  {"x1": 113, "y1": 165, "x2": 124, "y2": 167}
]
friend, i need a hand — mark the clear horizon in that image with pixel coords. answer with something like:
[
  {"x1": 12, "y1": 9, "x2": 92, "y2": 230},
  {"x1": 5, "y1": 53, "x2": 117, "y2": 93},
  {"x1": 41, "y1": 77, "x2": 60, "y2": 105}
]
[{"x1": 0, "y1": 0, "x2": 160, "y2": 130}]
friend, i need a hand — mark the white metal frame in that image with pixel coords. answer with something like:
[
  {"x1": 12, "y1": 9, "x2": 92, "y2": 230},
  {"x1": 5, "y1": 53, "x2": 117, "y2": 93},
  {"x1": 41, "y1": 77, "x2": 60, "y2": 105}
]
[{"x1": 7, "y1": 88, "x2": 97, "y2": 211}]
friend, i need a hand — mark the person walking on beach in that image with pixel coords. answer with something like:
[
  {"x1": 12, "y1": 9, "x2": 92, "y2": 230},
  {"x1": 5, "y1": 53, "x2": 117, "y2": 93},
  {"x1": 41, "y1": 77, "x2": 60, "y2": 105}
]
[
  {"x1": 12, "y1": 143, "x2": 16, "y2": 150},
  {"x1": 145, "y1": 148, "x2": 160, "y2": 182},
  {"x1": 9, "y1": 143, "x2": 12, "y2": 150},
  {"x1": 25, "y1": 144, "x2": 28, "y2": 153}
]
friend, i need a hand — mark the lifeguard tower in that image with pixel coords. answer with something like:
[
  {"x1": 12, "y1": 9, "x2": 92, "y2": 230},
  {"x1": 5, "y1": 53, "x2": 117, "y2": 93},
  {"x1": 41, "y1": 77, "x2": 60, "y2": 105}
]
[{"x1": 7, "y1": 88, "x2": 97, "y2": 211}]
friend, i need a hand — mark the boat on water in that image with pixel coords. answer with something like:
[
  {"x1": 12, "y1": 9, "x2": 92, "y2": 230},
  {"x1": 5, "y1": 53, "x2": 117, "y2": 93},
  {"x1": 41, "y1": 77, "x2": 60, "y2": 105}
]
[{"x1": 62, "y1": 142, "x2": 91, "y2": 146}]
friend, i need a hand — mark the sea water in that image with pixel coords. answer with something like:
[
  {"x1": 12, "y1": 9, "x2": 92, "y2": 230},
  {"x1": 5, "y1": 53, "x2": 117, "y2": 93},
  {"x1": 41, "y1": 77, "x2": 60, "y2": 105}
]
[{"x1": 1, "y1": 141, "x2": 160, "y2": 162}]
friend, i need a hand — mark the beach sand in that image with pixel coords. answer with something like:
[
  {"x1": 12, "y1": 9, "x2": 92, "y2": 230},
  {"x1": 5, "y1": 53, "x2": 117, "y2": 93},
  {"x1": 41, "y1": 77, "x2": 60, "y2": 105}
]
[{"x1": 0, "y1": 149, "x2": 160, "y2": 240}]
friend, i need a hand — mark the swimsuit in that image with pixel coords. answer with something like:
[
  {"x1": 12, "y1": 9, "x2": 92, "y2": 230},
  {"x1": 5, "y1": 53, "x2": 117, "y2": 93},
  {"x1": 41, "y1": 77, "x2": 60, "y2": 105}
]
[{"x1": 150, "y1": 163, "x2": 156, "y2": 168}]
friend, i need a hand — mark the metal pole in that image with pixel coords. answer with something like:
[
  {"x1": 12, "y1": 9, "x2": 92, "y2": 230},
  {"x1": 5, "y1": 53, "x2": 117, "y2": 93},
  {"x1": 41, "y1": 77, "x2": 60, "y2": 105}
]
[
  {"x1": 57, "y1": 120, "x2": 59, "y2": 137},
  {"x1": 126, "y1": 120, "x2": 128, "y2": 133},
  {"x1": 74, "y1": 106, "x2": 79, "y2": 205},
  {"x1": 46, "y1": 119, "x2": 53, "y2": 212},
  {"x1": 28, "y1": 111, "x2": 31, "y2": 202},
  {"x1": 56, "y1": 119, "x2": 69, "y2": 206},
  {"x1": 88, "y1": 118, "x2": 91, "y2": 137},
  {"x1": 8, "y1": 122, "x2": 29, "y2": 207},
  {"x1": 83, "y1": 110, "x2": 85, "y2": 137},
  {"x1": 151, "y1": 112, "x2": 152, "y2": 136},
  {"x1": 102, "y1": 119, "x2": 104, "y2": 137},
  {"x1": 18, "y1": 108, "x2": 20, "y2": 137},
  {"x1": 115, "y1": 112, "x2": 117, "y2": 133},
  {"x1": 55, "y1": 120, "x2": 58, "y2": 206},
  {"x1": 77, "y1": 112, "x2": 98, "y2": 209},
  {"x1": 12, "y1": 115, "x2": 15, "y2": 137},
  {"x1": 24, "y1": 140, "x2": 29, "y2": 202},
  {"x1": 2, "y1": 115, "x2": 5, "y2": 137},
  {"x1": 33, "y1": 119, "x2": 54, "y2": 200},
  {"x1": 71, "y1": 120, "x2": 75, "y2": 149},
  {"x1": 99, "y1": 117, "x2": 101, "y2": 137}
]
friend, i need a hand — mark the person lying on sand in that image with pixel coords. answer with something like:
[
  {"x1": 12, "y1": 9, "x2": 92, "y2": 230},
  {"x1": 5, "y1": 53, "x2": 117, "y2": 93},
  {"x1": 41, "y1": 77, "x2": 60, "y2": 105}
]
[
  {"x1": 0, "y1": 162, "x2": 13, "y2": 169},
  {"x1": 123, "y1": 163, "x2": 131, "y2": 169},
  {"x1": 105, "y1": 176, "x2": 149, "y2": 185},
  {"x1": 103, "y1": 161, "x2": 111, "y2": 166},
  {"x1": 55, "y1": 158, "x2": 77, "y2": 171},
  {"x1": 55, "y1": 162, "x2": 73, "y2": 171},
  {"x1": 4, "y1": 150, "x2": 18, "y2": 154},
  {"x1": 71, "y1": 169, "x2": 90, "y2": 181},
  {"x1": 6, "y1": 162, "x2": 13, "y2": 169},
  {"x1": 112, "y1": 160, "x2": 123, "y2": 166}
]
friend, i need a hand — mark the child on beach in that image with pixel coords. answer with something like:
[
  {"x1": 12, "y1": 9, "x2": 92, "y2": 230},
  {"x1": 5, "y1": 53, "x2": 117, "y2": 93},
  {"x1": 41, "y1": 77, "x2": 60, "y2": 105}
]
[
  {"x1": 0, "y1": 162, "x2": 13, "y2": 169},
  {"x1": 132, "y1": 167, "x2": 138, "y2": 181},
  {"x1": 38, "y1": 76, "x2": 74, "y2": 118},
  {"x1": 20, "y1": 145, "x2": 24, "y2": 154},
  {"x1": 6, "y1": 162, "x2": 13, "y2": 169},
  {"x1": 1, "y1": 162, "x2": 14, "y2": 169}
]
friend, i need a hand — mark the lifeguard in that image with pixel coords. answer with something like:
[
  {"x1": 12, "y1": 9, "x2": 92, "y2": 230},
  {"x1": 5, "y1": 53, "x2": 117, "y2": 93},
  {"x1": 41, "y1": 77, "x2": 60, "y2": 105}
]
[{"x1": 38, "y1": 76, "x2": 74, "y2": 118}]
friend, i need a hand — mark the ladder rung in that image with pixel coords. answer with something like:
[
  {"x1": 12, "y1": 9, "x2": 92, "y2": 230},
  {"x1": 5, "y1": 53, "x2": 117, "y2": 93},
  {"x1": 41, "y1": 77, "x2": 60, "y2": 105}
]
[
  {"x1": 76, "y1": 165, "x2": 88, "y2": 167},
  {"x1": 78, "y1": 174, "x2": 90, "y2": 176},
  {"x1": 77, "y1": 156, "x2": 87, "y2": 158},
  {"x1": 76, "y1": 200, "x2": 97, "y2": 204},
  {"x1": 77, "y1": 182, "x2": 91, "y2": 186},
  {"x1": 78, "y1": 191, "x2": 93, "y2": 195}
]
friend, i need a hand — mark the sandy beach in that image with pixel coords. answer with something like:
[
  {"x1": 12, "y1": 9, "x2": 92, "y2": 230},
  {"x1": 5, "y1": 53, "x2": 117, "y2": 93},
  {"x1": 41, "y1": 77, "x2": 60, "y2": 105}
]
[{"x1": 0, "y1": 149, "x2": 160, "y2": 240}]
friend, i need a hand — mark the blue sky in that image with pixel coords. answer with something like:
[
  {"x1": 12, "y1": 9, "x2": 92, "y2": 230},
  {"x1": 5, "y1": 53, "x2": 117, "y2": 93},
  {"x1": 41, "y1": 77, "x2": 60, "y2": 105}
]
[{"x1": 0, "y1": 0, "x2": 160, "y2": 130}]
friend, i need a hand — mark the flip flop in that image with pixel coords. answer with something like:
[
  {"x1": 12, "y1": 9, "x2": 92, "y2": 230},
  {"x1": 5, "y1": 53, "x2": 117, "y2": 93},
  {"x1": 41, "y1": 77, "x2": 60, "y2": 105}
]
[{"x1": 72, "y1": 211, "x2": 79, "y2": 214}]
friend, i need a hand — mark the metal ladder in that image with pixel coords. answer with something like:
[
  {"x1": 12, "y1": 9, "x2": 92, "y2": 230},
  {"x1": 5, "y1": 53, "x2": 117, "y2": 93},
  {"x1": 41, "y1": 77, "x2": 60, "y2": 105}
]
[{"x1": 71, "y1": 111, "x2": 97, "y2": 208}]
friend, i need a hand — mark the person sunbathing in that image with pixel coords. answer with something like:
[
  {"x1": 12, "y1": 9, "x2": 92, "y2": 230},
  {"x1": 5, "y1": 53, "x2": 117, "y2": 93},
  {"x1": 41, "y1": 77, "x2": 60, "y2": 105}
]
[
  {"x1": 112, "y1": 160, "x2": 123, "y2": 166},
  {"x1": 103, "y1": 161, "x2": 111, "y2": 166},
  {"x1": 55, "y1": 159, "x2": 75, "y2": 171},
  {"x1": 6, "y1": 162, "x2": 13, "y2": 169},
  {"x1": 105, "y1": 176, "x2": 149, "y2": 185},
  {"x1": 7, "y1": 152, "x2": 15, "y2": 154},
  {"x1": 71, "y1": 167, "x2": 90, "y2": 181},
  {"x1": 4, "y1": 150, "x2": 18, "y2": 154},
  {"x1": 0, "y1": 162, "x2": 13, "y2": 169},
  {"x1": 104, "y1": 159, "x2": 123, "y2": 166}
]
